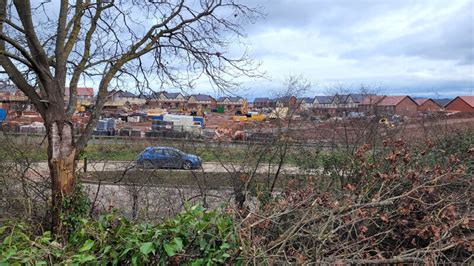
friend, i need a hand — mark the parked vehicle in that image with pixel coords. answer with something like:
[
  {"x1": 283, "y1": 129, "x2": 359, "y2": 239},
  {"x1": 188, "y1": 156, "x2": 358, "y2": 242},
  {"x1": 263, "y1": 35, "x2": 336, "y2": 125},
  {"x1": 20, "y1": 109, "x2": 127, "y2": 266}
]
[{"x1": 136, "y1": 147, "x2": 202, "y2": 170}]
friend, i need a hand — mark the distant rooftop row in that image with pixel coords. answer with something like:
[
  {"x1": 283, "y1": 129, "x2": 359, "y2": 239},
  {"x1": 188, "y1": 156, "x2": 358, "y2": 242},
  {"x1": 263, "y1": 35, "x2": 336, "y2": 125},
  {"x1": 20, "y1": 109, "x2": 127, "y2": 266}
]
[{"x1": 0, "y1": 82, "x2": 473, "y2": 115}]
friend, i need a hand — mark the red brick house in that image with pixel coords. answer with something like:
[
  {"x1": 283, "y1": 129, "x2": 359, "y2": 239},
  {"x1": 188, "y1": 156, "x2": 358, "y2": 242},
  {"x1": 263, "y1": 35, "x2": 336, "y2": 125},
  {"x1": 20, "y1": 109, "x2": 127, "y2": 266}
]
[
  {"x1": 148, "y1": 91, "x2": 187, "y2": 109},
  {"x1": 0, "y1": 82, "x2": 31, "y2": 111},
  {"x1": 375, "y1": 96, "x2": 418, "y2": 117},
  {"x1": 104, "y1": 89, "x2": 145, "y2": 111},
  {"x1": 275, "y1": 96, "x2": 297, "y2": 109},
  {"x1": 187, "y1": 94, "x2": 217, "y2": 109},
  {"x1": 415, "y1": 98, "x2": 443, "y2": 113},
  {"x1": 311, "y1": 94, "x2": 366, "y2": 115},
  {"x1": 64, "y1": 87, "x2": 94, "y2": 104},
  {"x1": 298, "y1": 97, "x2": 314, "y2": 110},
  {"x1": 358, "y1": 95, "x2": 385, "y2": 114},
  {"x1": 217, "y1": 96, "x2": 245, "y2": 111},
  {"x1": 445, "y1": 96, "x2": 474, "y2": 112},
  {"x1": 253, "y1": 97, "x2": 274, "y2": 108}
]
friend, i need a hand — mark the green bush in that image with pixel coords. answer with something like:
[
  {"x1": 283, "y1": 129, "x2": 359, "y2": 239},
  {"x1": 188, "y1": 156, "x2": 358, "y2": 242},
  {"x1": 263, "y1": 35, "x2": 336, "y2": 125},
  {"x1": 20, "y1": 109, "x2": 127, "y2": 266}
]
[
  {"x1": 61, "y1": 183, "x2": 91, "y2": 235},
  {"x1": 0, "y1": 205, "x2": 238, "y2": 265}
]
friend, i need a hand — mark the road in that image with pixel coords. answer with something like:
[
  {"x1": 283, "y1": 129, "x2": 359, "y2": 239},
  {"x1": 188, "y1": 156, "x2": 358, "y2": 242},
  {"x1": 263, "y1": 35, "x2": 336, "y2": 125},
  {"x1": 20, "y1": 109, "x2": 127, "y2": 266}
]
[{"x1": 29, "y1": 160, "x2": 313, "y2": 176}]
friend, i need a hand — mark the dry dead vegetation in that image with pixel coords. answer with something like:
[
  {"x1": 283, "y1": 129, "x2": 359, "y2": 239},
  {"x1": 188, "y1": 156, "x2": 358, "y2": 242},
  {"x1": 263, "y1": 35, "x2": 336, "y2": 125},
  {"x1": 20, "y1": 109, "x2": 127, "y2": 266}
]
[
  {"x1": 236, "y1": 138, "x2": 473, "y2": 264},
  {"x1": 0, "y1": 124, "x2": 473, "y2": 264}
]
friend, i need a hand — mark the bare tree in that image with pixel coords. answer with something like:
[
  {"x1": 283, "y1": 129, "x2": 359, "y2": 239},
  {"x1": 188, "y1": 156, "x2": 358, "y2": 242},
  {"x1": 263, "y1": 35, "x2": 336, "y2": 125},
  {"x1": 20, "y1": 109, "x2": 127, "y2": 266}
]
[
  {"x1": 268, "y1": 75, "x2": 310, "y2": 192},
  {"x1": 0, "y1": 0, "x2": 259, "y2": 233}
]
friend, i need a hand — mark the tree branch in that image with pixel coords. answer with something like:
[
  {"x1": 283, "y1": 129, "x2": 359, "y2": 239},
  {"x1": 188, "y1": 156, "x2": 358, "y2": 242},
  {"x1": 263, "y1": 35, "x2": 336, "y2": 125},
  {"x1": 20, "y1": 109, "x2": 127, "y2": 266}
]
[
  {"x1": 63, "y1": 0, "x2": 85, "y2": 58},
  {"x1": 66, "y1": 1, "x2": 112, "y2": 117},
  {"x1": 13, "y1": 0, "x2": 52, "y2": 85},
  {"x1": 0, "y1": 0, "x2": 45, "y2": 116},
  {"x1": 53, "y1": 0, "x2": 68, "y2": 86}
]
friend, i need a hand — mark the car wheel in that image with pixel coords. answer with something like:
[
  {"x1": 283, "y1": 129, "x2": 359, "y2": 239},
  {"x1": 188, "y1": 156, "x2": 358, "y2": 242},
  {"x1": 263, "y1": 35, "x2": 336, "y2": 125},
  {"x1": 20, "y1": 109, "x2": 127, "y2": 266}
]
[
  {"x1": 182, "y1": 160, "x2": 192, "y2": 170},
  {"x1": 144, "y1": 160, "x2": 154, "y2": 169}
]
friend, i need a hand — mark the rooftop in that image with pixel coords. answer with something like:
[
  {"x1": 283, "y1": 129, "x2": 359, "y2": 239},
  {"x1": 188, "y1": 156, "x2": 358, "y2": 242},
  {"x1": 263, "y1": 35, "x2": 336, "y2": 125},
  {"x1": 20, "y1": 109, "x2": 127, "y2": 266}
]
[
  {"x1": 313, "y1": 96, "x2": 333, "y2": 104},
  {"x1": 218, "y1": 96, "x2": 243, "y2": 102},
  {"x1": 65, "y1": 87, "x2": 94, "y2": 97},
  {"x1": 107, "y1": 89, "x2": 136, "y2": 98},
  {"x1": 163, "y1": 92, "x2": 183, "y2": 99},
  {"x1": 254, "y1": 97, "x2": 271, "y2": 103},
  {"x1": 450, "y1": 96, "x2": 474, "y2": 107},
  {"x1": 377, "y1": 96, "x2": 413, "y2": 106},
  {"x1": 361, "y1": 95, "x2": 385, "y2": 105},
  {"x1": 299, "y1": 97, "x2": 314, "y2": 103},
  {"x1": 190, "y1": 94, "x2": 215, "y2": 101}
]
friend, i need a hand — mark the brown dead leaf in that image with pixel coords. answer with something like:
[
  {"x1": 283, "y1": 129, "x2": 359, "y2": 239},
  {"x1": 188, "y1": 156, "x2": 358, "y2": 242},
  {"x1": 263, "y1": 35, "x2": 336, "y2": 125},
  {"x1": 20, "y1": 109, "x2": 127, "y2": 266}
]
[
  {"x1": 345, "y1": 183, "x2": 356, "y2": 191},
  {"x1": 380, "y1": 213, "x2": 389, "y2": 223}
]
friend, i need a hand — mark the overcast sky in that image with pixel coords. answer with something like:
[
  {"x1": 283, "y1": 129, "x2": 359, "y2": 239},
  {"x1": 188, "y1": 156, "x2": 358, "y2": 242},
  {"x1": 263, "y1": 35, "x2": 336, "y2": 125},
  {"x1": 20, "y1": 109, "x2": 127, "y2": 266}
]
[
  {"x1": 221, "y1": 0, "x2": 474, "y2": 99},
  {"x1": 20, "y1": 1, "x2": 474, "y2": 99}
]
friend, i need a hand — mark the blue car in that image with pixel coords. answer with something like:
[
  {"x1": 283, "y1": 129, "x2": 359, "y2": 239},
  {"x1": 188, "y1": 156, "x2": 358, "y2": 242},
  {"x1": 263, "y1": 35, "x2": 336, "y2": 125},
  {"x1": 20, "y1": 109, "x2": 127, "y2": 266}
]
[{"x1": 137, "y1": 147, "x2": 202, "y2": 170}]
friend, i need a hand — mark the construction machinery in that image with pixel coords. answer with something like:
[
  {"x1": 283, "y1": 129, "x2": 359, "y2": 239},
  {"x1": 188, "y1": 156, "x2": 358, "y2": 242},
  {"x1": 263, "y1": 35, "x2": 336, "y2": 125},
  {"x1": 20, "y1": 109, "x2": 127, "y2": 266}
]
[
  {"x1": 76, "y1": 102, "x2": 86, "y2": 112},
  {"x1": 189, "y1": 106, "x2": 204, "y2": 117},
  {"x1": 231, "y1": 99, "x2": 265, "y2": 122},
  {"x1": 379, "y1": 117, "x2": 396, "y2": 128}
]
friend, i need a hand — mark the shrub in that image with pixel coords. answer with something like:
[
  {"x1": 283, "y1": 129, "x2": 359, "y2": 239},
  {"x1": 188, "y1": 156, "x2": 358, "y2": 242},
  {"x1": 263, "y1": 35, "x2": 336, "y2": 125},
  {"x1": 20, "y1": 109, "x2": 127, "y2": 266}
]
[
  {"x1": 237, "y1": 137, "x2": 473, "y2": 264},
  {"x1": 0, "y1": 205, "x2": 238, "y2": 265}
]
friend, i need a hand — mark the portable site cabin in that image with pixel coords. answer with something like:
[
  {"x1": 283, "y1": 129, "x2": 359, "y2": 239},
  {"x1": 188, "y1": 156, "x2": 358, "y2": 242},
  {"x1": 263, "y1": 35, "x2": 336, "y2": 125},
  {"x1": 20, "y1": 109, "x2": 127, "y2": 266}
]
[{"x1": 151, "y1": 114, "x2": 205, "y2": 133}]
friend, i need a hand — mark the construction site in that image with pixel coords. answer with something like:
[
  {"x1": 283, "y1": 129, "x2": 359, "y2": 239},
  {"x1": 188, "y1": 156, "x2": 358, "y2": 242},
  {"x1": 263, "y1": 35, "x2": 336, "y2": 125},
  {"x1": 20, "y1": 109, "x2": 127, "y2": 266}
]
[{"x1": 1, "y1": 88, "x2": 474, "y2": 147}]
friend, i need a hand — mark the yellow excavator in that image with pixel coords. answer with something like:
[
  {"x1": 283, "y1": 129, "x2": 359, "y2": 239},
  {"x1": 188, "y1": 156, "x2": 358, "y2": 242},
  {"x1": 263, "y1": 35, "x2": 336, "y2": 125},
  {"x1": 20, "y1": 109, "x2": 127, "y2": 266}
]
[
  {"x1": 379, "y1": 117, "x2": 395, "y2": 128},
  {"x1": 231, "y1": 99, "x2": 265, "y2": 122},
  {"x1": 76, "y1": 102, "x2": 86, "y2": 112},
  {"x1": 189, "y1": 106, "x2": 204, "y2": 117}
]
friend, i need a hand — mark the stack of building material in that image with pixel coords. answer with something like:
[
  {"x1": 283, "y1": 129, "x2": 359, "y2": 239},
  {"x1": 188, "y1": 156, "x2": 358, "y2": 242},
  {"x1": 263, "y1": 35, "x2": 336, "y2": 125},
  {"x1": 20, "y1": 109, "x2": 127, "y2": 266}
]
[
  {"x1": 119, "y1": 128, "x2": 142, "y2": 137},
  {"x1": 19, "y1": 122, "x2": 46, "y2": 134}
]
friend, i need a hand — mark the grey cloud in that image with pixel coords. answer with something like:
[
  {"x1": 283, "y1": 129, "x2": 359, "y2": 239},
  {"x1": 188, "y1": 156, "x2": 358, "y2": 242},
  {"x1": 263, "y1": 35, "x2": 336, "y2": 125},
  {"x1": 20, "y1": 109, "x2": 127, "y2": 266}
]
[
  {"x1": 341, "y1": 2, "x2": 473, "y2": 64},
  {"x1": 251, "y1": 48, "x2": 299, "y2": 61},
  {"x1": 319, "y1": 77, "x2": 474, "y2": 96},
  {"x1": 247, "y1": 0, "x2": 415, "y2": 34},
  {"x1": 458, "y1": 52, "x2": 473, "y2": 65},
  {"x1": 244, "y1": 77, "x2": 473, "y2": 98},
  {"x1": 239, "y1": 0, "x2": 474, "y2": 98}
]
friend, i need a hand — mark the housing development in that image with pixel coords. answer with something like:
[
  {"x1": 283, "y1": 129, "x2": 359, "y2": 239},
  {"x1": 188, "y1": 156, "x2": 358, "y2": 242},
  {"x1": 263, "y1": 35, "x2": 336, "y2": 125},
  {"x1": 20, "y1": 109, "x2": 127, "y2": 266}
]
[
  {"x1": 1, "y1": 80, "x2": 472, "y2": 141},
  {"x1": 0, "y1": 1, "x2": 472, "y2": 265}
]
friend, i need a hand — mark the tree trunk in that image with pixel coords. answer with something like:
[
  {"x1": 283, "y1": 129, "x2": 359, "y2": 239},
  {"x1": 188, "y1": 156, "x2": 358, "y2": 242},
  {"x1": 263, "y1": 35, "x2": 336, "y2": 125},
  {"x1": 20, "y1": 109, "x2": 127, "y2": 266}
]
[
  {"x1": 232, "y1": 177, "x2": 246, "y2": 209},
  {"x1": 47, "y1": 121, "x2": 76, "y2": 234}
]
